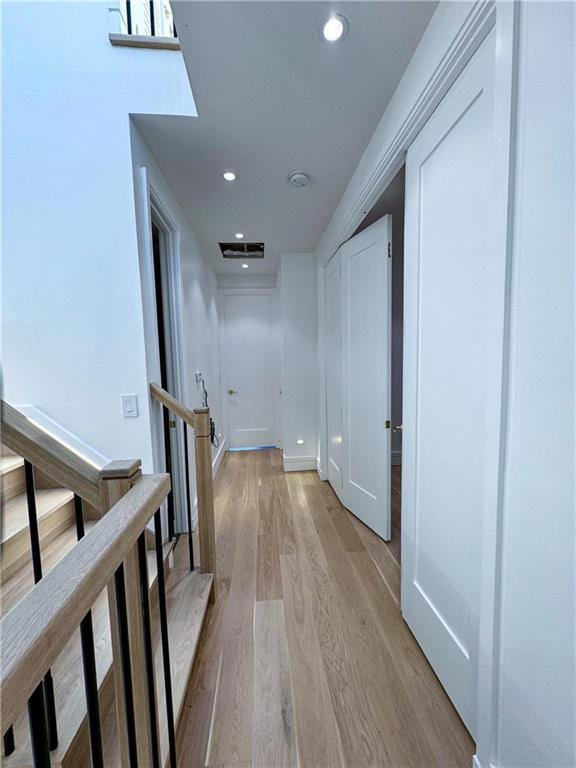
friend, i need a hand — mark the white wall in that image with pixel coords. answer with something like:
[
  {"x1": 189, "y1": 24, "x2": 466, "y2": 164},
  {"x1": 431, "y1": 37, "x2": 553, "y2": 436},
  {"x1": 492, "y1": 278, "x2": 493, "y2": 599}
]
[
  {"x1": 478, "y1": 4, "x2": 575, "y2": 766},
  {"x1": 279, "y1": 253, "x2": 317, "y2": 471},
  {"x1": 217, "y1": 274, "x2": 277, "y2": 289},
  {"x1": 1, "y1": 1, "x2": 194, "y2": 468},
  {"x1": 130, "y1": 123, "x2": 224, "y2": 522}
]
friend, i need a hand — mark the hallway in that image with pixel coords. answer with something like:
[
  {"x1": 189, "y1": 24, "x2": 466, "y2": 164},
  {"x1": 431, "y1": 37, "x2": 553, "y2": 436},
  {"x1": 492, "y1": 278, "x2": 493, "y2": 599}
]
[{"x1": 177, "y1": 450, "x2": 474, "y2": 767}]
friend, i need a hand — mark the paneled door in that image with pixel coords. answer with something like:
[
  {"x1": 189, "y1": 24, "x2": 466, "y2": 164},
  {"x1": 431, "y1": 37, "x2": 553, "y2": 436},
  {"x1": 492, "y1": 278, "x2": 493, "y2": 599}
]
[
  {"x1": 402, "y1": 30, "x2": 496, "y2": 736},
  {"x1": 325, "y1": 250, "x2": 343, "y2": 498},
  {"x1": 340, "y1": 216, "x2": 392, "y2": 539},
  {"x1": 222, "y1": 291, "x2": 278, "y2": 449}
]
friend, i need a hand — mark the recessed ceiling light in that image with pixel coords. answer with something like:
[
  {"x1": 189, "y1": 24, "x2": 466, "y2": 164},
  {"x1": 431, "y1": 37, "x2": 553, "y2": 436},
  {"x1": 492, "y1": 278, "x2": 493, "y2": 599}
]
[
  {"x1": 222, "y1": 171, "x2": 237, "y2": 182},
  {"x1": 322, "y1": 14, "x2": 348, "y2": 43},
  {"x1": 242, "y1": 263, "x2": 249, "y2": 269},
  {"x1": 235, "y1": 233, "x2": 245, "y2": 239}
]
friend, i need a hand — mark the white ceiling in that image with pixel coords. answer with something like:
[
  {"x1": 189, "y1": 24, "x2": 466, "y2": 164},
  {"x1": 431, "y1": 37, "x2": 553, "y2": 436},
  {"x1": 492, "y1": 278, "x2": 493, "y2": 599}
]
[{"x1": 137, "y1": 1, "x2": 437, "y2": 275}]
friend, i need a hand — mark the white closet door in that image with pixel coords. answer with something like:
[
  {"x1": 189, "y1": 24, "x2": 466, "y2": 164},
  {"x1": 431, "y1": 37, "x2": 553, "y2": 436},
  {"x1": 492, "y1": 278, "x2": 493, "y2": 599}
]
[
  {"x1": 402, "y1": 30, "x2": 495, "y2": 736},
  {"x1": 341, "y1": 216, "x2": 392, "y2": 539},
  {"x1": 325, "y1": 250, "x2": 343, "y2": 498}
]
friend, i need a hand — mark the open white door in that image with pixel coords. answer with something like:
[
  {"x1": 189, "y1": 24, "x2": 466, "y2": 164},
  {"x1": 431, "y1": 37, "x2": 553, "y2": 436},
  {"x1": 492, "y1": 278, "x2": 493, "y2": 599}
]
[
  {"x1": 340, "y1": 216, "x2": 392, "y2": 540},
  {"x1": 325, "y1": 250, "x2": 343, "y2": 498},
  {"x1": 402, "y1": 31, "x2": 495, "y2": 736}
]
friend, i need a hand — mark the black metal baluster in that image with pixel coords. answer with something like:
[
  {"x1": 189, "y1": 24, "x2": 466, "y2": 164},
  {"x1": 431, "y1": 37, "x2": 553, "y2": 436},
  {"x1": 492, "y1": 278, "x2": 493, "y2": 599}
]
[
  {"x1": 28, "y1": 683, "x2": 51, "y2": 768},
  {"x1": 154, "y1": 509, "x2": 177, "y2": 768},
  {"x1": 126, "y1": 0, "x2": 132, "y2": 34},
  {"x1": 24, "y1": 461, "x2": 58, "y2": 751},
  {"x1": 3, "y1": 727, "x2": 15, "y2": 756},
  {"x1": 149, "y1": 0, "x2": 155, "y2": 36},
  {"x1": 182, "y1": 422, "x2": 194, "y2": 571},
  {"x1": 137, "y1": 534, "x2": 160, "y2": 768},
  {"x1": 114, "y1": 565, "x2": 139, "y2": 768},
  {"x1": 74, "y1": 496, "x2": 104, "y2": 768}
]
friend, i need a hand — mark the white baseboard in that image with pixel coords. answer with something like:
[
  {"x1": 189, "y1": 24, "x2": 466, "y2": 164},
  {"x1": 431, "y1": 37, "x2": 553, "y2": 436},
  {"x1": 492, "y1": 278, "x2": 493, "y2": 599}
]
[
  {"x1": 17, "y1": 405, "x2": 110, "y2": 468},
  {"x1": 212, "y1": 438, "x2": 227, "y2": 478},
  {"x1": 283, "y1": 454, "x2": 317, "y2": 472},
  {"x1": 391, "y1": 449, "x2": 402, "y2": 466},
  {"x1": 472, "y1": 754, "x2": 497, "y2": 768}
]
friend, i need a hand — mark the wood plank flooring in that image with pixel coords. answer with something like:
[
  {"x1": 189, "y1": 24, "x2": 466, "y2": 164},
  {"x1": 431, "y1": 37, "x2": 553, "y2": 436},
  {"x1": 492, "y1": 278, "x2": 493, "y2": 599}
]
[{"x1": 178, "y1": 449, "x2": 474, "y2": 768}]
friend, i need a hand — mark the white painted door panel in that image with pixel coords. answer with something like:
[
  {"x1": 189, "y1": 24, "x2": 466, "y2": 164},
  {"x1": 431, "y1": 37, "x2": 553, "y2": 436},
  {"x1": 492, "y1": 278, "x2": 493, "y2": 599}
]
[
  {"x1": 325, "y1": 251, "x2": 343, "y2": 497},
  {"x1": 222, "y1": 292, "x2": 277, "y2": 449},
  {"x1": 402, "y1": 31, "x2": 495, "y2": 736},
  {"x1": 341, "y1": 216, "x2": 392, "y2": 540}
]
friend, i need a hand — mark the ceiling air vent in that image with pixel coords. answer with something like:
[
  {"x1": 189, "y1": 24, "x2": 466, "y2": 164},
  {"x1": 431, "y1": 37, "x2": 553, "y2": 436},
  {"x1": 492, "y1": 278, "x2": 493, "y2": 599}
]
[{"x1": 219, "y1": 242, "x2": 264, "y2": 259}]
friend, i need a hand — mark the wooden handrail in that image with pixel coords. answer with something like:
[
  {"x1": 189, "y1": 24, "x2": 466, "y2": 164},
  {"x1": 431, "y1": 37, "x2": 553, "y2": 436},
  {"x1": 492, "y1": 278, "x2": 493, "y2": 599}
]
[
  {"x1": 149, "y1": 382, "x2": 198, "y2": 430},
  {"x1": 0, "y1": 472, "x2": 170, "y2": 728},
  {"x1": 149, "y1": 383, "x2": 217, "y2": 592},
  {"x1": 1, "y1": 400, "x2": 103, "y2": 509}
]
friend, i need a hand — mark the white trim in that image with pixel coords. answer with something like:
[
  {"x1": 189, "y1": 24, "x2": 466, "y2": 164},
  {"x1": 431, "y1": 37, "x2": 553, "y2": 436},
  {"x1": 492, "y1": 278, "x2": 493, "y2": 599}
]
[
  {"x1": 136, "y1": 165, "x2": 188, "y2": 534},
  {"x1": 475, "y1": 4, "x2": 521, "y2": 767},
  {"x1": 472, "y1": 755, "x2": 495, "y2": 768},
  {"x1": 283, "y1": 455, "x2": 317, "y2": 472},
  {"x1": 218, "y1": 288, "x2": 281, "y2": 450},
  {"x1": 16, "y1": 405, "x2": 110, "y2": 469},
  {"x1": 212, "y1": 438, "x2": 227, "y2": 478}
]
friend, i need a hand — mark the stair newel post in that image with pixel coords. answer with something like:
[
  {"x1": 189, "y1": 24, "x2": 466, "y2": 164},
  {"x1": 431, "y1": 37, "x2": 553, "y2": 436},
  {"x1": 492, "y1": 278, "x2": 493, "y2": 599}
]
[
  {"x1": 193, "y1": 408, "x2": 217, "y2": 600},
  {"x1": 100, "y1": 459, "x2": 160, "y2": 768}
]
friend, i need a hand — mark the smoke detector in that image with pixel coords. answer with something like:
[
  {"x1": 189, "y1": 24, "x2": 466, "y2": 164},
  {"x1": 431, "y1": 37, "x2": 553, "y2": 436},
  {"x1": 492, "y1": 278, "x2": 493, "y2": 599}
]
[{"x1": 288, "y1": 171, "x2": 310, "y2": 188}]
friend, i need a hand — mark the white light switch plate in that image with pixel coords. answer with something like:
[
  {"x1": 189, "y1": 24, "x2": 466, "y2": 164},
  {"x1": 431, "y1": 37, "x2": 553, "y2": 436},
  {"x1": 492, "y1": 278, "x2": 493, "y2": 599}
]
[{"x1": 121, "y1": 394, "x2": 139, "y2": 418}]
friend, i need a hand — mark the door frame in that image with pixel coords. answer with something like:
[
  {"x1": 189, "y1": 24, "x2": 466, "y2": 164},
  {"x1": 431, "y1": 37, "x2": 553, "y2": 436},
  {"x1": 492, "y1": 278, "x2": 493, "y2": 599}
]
[
  {"x1": 314, "y1": 4, "x2": 520, "y2": 764},
  {"x1": 218, "y1": 288, "x2": 281, "y2": 451},
  {"x1": 136, "y1": 166, "x2": 188, "y2": 534}
]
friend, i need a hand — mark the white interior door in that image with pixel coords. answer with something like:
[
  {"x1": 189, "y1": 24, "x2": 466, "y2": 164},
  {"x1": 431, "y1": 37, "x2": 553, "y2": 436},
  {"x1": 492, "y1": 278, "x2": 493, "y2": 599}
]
[
  {"x1": 402, "y1": 30, "x2": 495, "y2": 736},
  {"x1": 222, "y1": 291, "x2": 278, "y2": 449},
  {"x1": 341, "y1": 216, "x2": 392, "y2": 540},
  {"x1": 325, "y1": 250, "x2": 343, "y2": 497}
]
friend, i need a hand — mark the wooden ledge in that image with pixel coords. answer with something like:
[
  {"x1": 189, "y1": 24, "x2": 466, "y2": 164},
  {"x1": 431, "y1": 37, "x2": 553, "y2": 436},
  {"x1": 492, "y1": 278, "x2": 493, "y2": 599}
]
[
  {"x1": 109, "y1": 33, "x2": 180, "y2": 51},
  {"x1": 100, "y1": 459, "x2": 142, "y2": 480}
]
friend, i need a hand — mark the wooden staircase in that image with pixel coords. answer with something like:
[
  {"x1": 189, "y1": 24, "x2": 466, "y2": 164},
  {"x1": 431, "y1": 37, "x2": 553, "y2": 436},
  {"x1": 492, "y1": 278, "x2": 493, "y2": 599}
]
[{"x1": 0, "y1": 393, "x2": 217, "y2": 768}]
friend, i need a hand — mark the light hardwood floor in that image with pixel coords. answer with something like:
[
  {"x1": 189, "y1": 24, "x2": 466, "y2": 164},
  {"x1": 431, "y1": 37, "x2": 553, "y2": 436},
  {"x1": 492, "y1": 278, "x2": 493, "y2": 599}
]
[{"x1": 177, "y1": 449, "x2": 474, "y2": 768}]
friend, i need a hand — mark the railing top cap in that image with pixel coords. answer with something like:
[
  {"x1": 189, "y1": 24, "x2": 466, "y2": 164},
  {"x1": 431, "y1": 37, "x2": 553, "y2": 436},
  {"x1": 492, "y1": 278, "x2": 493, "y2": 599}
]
[{"x1": 100, "y1": 459, "x2": 142, "y2": 479}]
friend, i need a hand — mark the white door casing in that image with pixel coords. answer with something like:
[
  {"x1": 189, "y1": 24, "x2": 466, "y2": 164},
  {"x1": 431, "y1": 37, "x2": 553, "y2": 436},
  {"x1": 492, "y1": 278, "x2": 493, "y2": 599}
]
[
  {"x1": 340, "y1": 216, "x2": 392, "y2": 540},
  {"x1": 401, "y1": 30, "x2": 495, "y2": 736},
  {"x1": 325, "y1": 250, "x2": 343, "y2": 497},
  {"x1": 221, "y1": 291, "x2": 279, "y2": 449}
]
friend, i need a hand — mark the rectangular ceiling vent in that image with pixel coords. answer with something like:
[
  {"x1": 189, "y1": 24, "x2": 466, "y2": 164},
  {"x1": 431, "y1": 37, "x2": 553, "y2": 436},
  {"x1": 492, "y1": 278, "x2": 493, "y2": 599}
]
[{"x1": 219, "y1": 242, "x2": 265, "y2": 259}]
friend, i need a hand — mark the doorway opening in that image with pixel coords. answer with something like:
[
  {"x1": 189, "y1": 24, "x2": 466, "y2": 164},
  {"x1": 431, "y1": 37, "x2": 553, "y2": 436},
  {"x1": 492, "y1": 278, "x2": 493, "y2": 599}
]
[
  {"x1": 145, "y1": 192, "x2": 188, "y2": 539},
  {"x1": 152, "y1": 220, "x2": 176, "y2": 536},
  {"x1": 353, "y1": 164, "x2": 405, "y2": 565}
]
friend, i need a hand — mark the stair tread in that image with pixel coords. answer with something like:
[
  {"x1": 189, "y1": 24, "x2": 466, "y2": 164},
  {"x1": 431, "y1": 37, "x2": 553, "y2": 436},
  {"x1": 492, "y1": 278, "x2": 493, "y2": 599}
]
[
  {"x1": 2, "y1": 533, "x2": 180, "y2": 768},
  {"x1": 1, "y1": 520, "x2": 98, "y2": 616},
  {"x1": 0, "y1": 456, "x2": 24, "y2": 476},
  {"x1": 2, "y1": 488, "x2": 74, "y2": 541}
]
